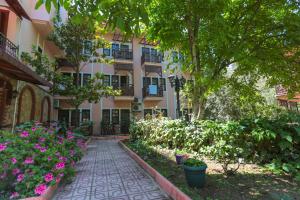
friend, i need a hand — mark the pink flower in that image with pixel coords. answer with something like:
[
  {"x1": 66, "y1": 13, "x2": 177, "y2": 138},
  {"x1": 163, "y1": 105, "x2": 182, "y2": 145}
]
[
  {"x1": 24, "y1": 157, "x2": 34, "y2": 164},
  {"x1": 34, "y1": 184, "x2": 47, "y2": 195},
  {"x1": 39, "y1": 137, "x2": 46, "y2": 142},
  {"x1": 55, "y1": 152, "x2": 60, "y2": 156},
  {"x1": 55, "y1": 162, "x2": 65, "y2": 170},
  {"x1": 59, "y1": 173, "x2": 64, "y2": 177},
  {"x1": 59, "y1": 156, "x2": 67, "y2": 162},
  {"x1": 47, "y1": 156, "x2": 52, "y2": 161},
  {"x1": 17, "y1": 174, "x2": 24, "y2": 182},
  {"x1": 11, "y1": 158, "x2": 17, "y2": 164},
  {"x1": 34, "y1": 144, "x2": 41, "y2": 149},
  {"x1": 10, "y1": 192, "x2": 19, "y2": 199},
  {"x1": 0, "y1": 172, "x2": 7, "y2": 179},
  {"x1": 44, "y1": 173, "x2": 54, "y2": 182},
  {"x1": 40, "y1": 147, "x2": 47, "y2": 153},
  {"x1": 31, "y1": 127, "x2": 37, "y2": 132},
  {"x1": 20, "y1": 131, "x2": 29, "y2": 137},
  {"x1": 12, "y1": 168, "x2": 20, "y2": 175},
  {"x1": 0, "y1": 143, "x2": 7, "y2": 151}
]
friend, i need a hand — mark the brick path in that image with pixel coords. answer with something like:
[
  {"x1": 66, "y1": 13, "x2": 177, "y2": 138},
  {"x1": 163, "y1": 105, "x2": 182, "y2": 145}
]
[{"x1": 53, "y1": 140, "x2": 169, "y2": 200}]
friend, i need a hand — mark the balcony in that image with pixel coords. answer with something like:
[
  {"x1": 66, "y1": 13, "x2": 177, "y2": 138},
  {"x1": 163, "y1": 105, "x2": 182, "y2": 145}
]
[
  {"x1": 141, "y1": 53, "x2": 163, "y2": 65},
  {"x1": 114, "y1": 85, "x2": 135, "y2": 101},
  {"x1": 143, "y1": 85, "x2": 164, "y2": 101},
  {"x1": 112, "y1": 49, "x2": 133, "y2": 63},
  {"x1": 0, "y1": 33, "x2": 50, "y2": 86}
]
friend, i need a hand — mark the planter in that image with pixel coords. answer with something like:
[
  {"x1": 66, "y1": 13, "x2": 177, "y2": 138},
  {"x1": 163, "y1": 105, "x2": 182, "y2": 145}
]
[
  {"x1": 175, "y1": 154, "x2": 186, "y2": 165},
  {"x1": 183, "y1": 164, "x2": 207, "y2": 188}
]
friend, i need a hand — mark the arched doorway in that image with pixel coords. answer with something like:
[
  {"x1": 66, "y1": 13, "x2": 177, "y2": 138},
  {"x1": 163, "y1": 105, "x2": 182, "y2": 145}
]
[
  {"x1": 0, "y1": 78, "x2": 13, "y2": 127},
  {"x1": 17, "y1": 85, "x2": 35, "y2": 124},
  {"x1": 40, "y1": 96, "x2": 51, "y2": 122}
]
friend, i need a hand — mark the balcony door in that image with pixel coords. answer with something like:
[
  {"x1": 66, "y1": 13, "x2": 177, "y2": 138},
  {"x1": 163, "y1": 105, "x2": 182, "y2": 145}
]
[
  {"x1": 120, "y1": 76, "x2": 128, "y2": 87},
  {"x1": 0, "y1": 11, "x2": 9, "y2": 36},
  {"x1": 120, "y1": 109, "x2": 130, "y2": 134}
]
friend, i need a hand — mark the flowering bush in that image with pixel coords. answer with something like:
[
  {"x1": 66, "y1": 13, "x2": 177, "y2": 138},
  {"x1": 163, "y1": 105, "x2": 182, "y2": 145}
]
[{"x1": 0, "y1": 122, "x2": 86, "y2": 199}]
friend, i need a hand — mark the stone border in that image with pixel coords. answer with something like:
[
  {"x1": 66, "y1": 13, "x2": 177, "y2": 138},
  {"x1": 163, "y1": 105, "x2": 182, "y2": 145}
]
[
  {"x1": 119, "y1": 140, "x2": 192, "y2": 200},
  {"x1": 22, "y1": 137, "x2": 92, "y2": 200}
]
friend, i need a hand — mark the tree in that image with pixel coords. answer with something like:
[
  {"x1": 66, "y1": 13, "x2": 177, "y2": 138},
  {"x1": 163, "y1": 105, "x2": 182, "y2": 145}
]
[
  {"x1": 37, "y1": 0, "x2": 300, "y2": 120},
  {"x1": 22, "y1": 42, "x2": 119, "y2": 127}
]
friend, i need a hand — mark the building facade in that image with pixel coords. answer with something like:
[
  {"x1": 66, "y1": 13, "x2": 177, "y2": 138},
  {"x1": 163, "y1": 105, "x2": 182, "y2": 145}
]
[
  {"x1": 0, "y1": 0, "x2": 64, "y2": 130},
  {"x1": 56, "y1": 33, "x2": 192, "y2": 135}
]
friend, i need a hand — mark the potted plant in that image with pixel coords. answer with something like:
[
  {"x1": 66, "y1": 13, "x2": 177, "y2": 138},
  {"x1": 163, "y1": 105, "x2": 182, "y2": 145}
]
[
  {"x1": 183, "y1": 158, "x2": 207, "y2": 188},
  {"x1": 174, "y1": 149, "x2": 188, "y2": 165}
]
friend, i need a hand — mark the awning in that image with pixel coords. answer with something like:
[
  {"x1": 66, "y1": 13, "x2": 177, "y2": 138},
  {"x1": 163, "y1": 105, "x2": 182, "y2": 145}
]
[{"x1": 0, "y1": 49, "x2": 52, "y2": 87}]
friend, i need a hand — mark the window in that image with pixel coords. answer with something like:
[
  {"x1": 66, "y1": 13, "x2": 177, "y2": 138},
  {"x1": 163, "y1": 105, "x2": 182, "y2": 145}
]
[
  {"x1": 143, "y1": 77, "x2": 151, "y2": 88},
  {"x1": 103, "y1": 48, "x2": 111, "y2": 56},
  {"x1": 81, "y1": 109, "x2": 91, "y2": 122},
  {"x1": 103, "y1": 75, "x2": 111, "y2": 86},
  {"x1": 152, "y1": 77, "x2": 159, "y2": 85},
  {"x1": 58, "y1": 110, "x2": 69, "y2": 125},
  {"x1": 112, "y1": 109, "x2": 119, "y2": 124},
  {"x1": 160, "y1": 78, "x2": 166, "y2": 91},
  {"x1": 120, "y1": 44, "x2": 129, "y2": 50},
  {"x1": 83, "y1": 40, "x2": 92, "y2": 55},
  {"x1": 72, "y1": 73, "x2": 82, "y2": 86},
  {"x1": 112, "y1": 75, "x2": 119, "y2": 88},
  {"x1": 144, "y1": 109, "x2": 153, "y2": 117},
  {"x1": 102, "y1": 109, "x2": 110, "y2": 123},
  {"x1": 82, "y1": 74, "x2": 91, "y2": 86}
]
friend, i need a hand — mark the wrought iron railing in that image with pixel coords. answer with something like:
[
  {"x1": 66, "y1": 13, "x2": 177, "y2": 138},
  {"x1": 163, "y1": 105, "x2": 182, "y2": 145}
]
[
  {"x1": 143, "y1": 85, "x2": 164, "y2": 98},
  {"x1": 112, "y1": 49, "x2": 133, "y2": 60},
  {"x1": 0, "y1": 32, "x2": 19, "y2": 58},
  {"x1": 114, "y1": 84, "x2": 134, "y2": 96},
  {"x1": 141, "y1": 52, "x2": 163, "y2": 64}
]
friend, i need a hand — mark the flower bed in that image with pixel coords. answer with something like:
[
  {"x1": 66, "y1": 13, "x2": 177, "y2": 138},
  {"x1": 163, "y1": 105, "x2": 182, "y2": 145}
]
[{"x1": 0, "y1": 122, "x2": 86, "y2": 199}]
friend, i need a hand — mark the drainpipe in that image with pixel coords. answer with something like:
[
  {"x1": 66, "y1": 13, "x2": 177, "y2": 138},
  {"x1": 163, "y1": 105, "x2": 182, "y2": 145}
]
[{"x1": 11, "y1": 80, "x2": 20, "y2": 133}]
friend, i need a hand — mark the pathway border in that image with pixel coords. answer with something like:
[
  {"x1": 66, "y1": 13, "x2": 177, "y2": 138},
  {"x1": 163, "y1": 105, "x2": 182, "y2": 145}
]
[{"x1": 118, "y1": 140, "x2": 192, "y2": 200}]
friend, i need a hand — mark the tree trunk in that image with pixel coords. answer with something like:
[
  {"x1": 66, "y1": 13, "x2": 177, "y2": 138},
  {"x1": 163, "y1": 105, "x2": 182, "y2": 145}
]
[{"x1": 191, "y1": 86, "x2": 207, "y2": 120}]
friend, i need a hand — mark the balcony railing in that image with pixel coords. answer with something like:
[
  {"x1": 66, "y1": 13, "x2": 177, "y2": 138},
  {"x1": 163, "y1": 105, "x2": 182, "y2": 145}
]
[
  {"x1": 112, "y1": 49, "x2": 133, "y2": 60},
  {"x1": 141, "y1": 53, "x2": 163, "y2": 64},
  {"x1": 143, "y1": 85, "x2": 164, "y2": 98},
  {"x1": 114, "y1": 84, "x2": 134, "y2": 96},
  {"x1": 0, "y1": 33, "x2": 19, "y2": 58}
]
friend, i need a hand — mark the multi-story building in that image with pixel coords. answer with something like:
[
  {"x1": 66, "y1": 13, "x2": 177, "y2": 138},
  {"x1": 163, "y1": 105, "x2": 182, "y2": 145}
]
[
  {"x1": 0, "y1": 0, "x2": 65, "y2": 130},
  {"x1": 56, "y1": 32, "x2": 192, "y2": 135},
  {"x1": 275, "y1": 85, "x2": 299, "y2": 111}
]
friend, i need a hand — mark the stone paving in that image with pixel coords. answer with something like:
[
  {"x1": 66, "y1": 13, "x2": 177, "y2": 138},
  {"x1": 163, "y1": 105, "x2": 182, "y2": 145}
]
[{"x1": 53, "y1": 140, "x2": 170, "y2": 200}]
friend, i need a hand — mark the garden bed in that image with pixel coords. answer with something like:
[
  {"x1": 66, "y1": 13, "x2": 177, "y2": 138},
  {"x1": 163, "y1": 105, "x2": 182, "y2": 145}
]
[
  {"x1": 124, "y1": 140, "x2": 300, "y2": 200},
  {"x1": 0, "y1": 122, "x2": 88, "y2": 200}
]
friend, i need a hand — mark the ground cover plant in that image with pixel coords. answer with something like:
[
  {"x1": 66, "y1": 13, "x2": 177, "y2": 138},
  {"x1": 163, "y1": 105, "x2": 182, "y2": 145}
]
[
  {"x1": 0, "y1": 122, "x2": 86, "y2": 199},
  {"x1": 125, "y1": 140, "x2": 300, "y2": 200}
]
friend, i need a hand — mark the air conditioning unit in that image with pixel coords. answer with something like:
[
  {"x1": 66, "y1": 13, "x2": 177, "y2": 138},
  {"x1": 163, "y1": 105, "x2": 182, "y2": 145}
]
[
  {"x1": 131, "y1": 98, "x2": 142, "y2": 112},
  {"x1": 53, "y1": 99, "x2": 60, "y2": 109}
]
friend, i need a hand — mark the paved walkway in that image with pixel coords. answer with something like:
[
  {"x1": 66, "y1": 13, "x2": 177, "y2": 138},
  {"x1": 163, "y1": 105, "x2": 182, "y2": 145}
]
[{"x1": 53, "y1": 140, "x2": 169, "y2": 200}]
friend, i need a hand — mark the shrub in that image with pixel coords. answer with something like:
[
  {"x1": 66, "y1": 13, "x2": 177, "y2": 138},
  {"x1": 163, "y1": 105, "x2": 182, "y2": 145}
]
[
  {"x1": 0, "y1": 122, "x2": 86, "y2": 199},
  {"x1": 130, "y1": 112, "x2": 300, "y2": 177}
]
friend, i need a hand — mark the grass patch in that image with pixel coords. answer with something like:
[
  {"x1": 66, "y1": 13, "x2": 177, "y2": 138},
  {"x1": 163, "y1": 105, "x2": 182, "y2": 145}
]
[{"x1": 124, "y1": 140, "x2": 300, "y2": 200}]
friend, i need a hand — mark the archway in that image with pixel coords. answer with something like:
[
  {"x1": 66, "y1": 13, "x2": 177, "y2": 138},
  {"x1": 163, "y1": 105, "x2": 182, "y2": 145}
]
[
  {"x1": 17, "y1": 85, "x2": 35, "y2": 124},
  {"x1": 40, "y1": 96, "x2": 51, "y2": 122}
]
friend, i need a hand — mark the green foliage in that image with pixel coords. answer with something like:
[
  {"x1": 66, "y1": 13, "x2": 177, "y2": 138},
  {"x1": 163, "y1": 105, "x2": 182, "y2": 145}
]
[
  {"x1": 183, "y1": 158, "x2": 207, "y2": 168},
  {"x1": 0, "y1": 123, "x2": 85, "y2": 199},
  {"x1": 130, "y1": 112, "x2": 300, "y2": 177}
]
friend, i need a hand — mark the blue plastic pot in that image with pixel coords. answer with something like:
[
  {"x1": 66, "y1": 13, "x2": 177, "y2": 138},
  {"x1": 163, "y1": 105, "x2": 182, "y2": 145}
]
[{"x1": 183, "y1": 164, "x2": 207, "y2": 188}]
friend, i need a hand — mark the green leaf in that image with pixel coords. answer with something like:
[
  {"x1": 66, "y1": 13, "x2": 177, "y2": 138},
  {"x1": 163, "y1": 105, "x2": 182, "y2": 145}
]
[
  {"x1": 35, "y1": 0, "x2": 44, "y2": 9},
  {"x1": 45, "y1": 0, "x2": 52, "y2": 13}
]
